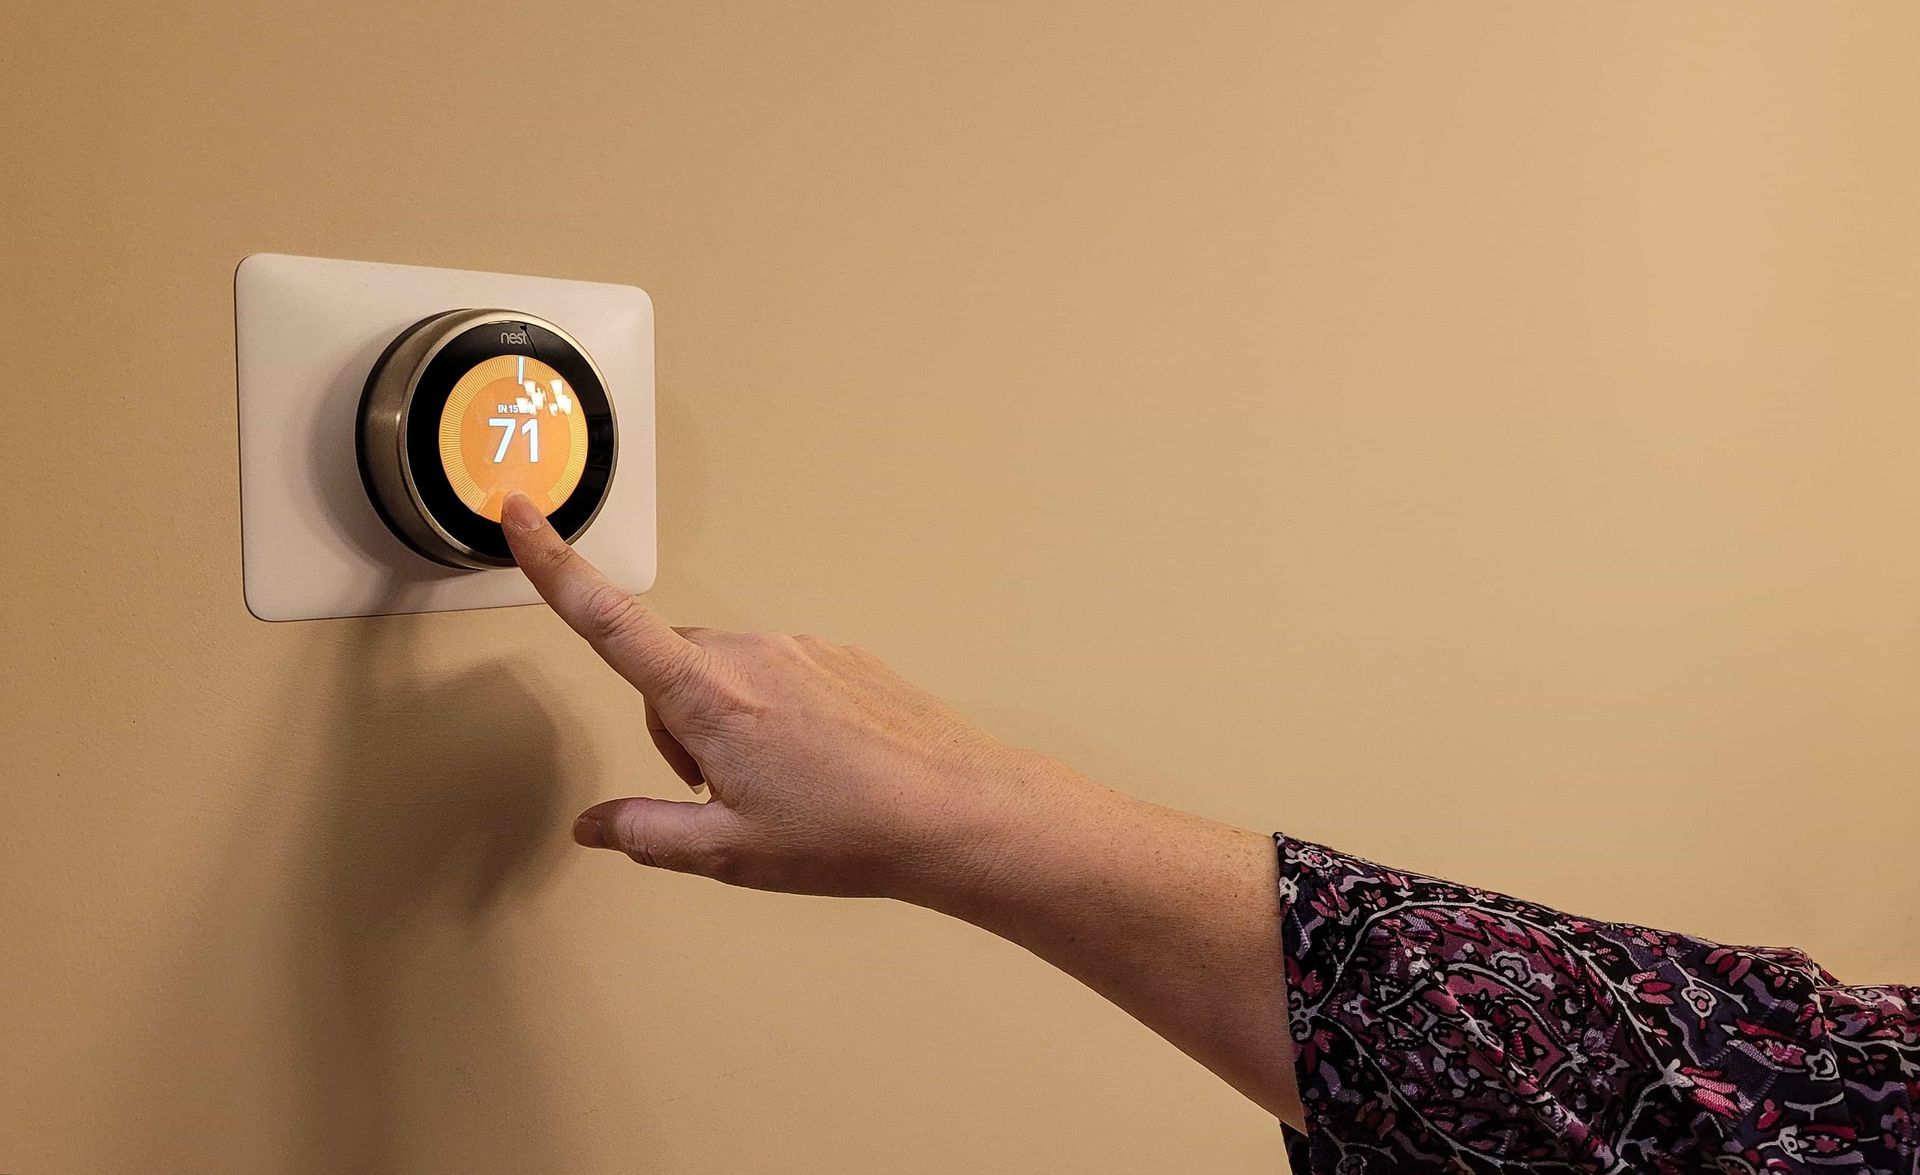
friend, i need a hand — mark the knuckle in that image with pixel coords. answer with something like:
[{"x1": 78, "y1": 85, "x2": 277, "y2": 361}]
[
  {"x1": 619, "y1": 824, "x2": 660, "y2": 868},
  {"x1": 533, "y1": 537, "x2": 576, "y2": 573},
  {"x1": 739, "y1": 631, "x2": 798, "y2": 661},
  {"x1": 655, "y1": 645, "x2": 714, "y2": 695},
  {"x1": 692, "y1": 677, "x2": 762, "y2": 730},
  {"x1": 579, "y1": 583, "x2": 638, "y2": 639}
]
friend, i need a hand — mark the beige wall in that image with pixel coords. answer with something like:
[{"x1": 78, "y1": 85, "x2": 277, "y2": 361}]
[{"x1": 6, "y1": 4, "x2": 1919, "y2": 1171}]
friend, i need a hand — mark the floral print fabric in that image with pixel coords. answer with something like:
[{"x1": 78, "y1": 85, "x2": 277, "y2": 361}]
[{"x1": 1276, "y1": 835, "x2": 1918, "y2": 1173}]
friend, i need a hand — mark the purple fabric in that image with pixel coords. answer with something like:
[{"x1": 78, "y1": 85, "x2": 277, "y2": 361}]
[{"x1": 1276, "y1": 835, "x2": 1919, "y2": 1173}]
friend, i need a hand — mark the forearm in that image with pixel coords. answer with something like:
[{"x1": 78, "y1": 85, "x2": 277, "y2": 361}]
[{"x1": 899, "y1": 754, "x2": 1304, "y2": 1127}]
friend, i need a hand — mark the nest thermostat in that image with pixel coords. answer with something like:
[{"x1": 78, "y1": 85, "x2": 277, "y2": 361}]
[
  {"x1": 357, "y1": 309, "x2": 618, "y2": 568},
  {"x1": 233, "y1": 254, "x2": 656, "y2": 622}
]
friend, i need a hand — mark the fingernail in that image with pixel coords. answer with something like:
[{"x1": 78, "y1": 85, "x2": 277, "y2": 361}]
[
  {"x1": 502, "y1": 492, "x2": 544, "y2": 535},
  {"x1": 573, "y1": 816, "x2": 605, "y2": 849}
]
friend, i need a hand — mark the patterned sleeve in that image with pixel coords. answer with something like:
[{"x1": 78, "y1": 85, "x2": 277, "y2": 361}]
[{"x1": 1274, "y1": 835, "x2": 1919, "y2": 1174}]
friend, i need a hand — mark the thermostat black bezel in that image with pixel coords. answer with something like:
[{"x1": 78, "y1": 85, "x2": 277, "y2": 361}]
[{"x1": 356, "y1": 310, "x2": 617, "y2": 569}]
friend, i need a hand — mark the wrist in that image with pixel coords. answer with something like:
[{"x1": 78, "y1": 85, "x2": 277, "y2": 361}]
[{"x1": 891, "y1": 749, "x2": 1128, "y2": 934}]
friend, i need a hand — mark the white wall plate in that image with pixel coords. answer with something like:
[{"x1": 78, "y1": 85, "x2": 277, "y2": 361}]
[{"x1": 234, "y1": 254, "x2": 656, "y2": 621}]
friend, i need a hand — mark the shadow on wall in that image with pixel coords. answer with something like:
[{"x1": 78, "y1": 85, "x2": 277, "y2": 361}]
[
  {"x1": 110, "y1": 606, "x2": 581, "y2": 1173},
  {"x1": 286, "y1": 611, "x2": 574, "y2": 1172}
]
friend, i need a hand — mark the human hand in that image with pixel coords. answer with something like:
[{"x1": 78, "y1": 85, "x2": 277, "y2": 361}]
[
  {"x1": 503, "y1": 493, "x2": 1302, "y2": 1123},
  {"x1": 501, "y1": 493, "x2": 1075, "y2": 901}
]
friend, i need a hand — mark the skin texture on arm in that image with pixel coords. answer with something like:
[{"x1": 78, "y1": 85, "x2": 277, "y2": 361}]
[{"x1": 501, "y1": 493, "x2": 1304, "y2": 1127}]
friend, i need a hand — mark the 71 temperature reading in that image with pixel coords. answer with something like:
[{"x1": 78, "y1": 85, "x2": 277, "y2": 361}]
[{"x1": 487, "y1": 417, "x2": 539, "y2": 463}]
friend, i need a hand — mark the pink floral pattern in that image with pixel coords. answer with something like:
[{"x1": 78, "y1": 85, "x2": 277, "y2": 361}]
[{"x1": 1276, "y1": 836, "x2": 1918, "y2": 1173}]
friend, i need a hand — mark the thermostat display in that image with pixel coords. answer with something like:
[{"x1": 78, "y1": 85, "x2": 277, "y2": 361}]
[
  {"x1": 437, "y1": 354, "x2": 590, "y2": 522},
  {"x1": 357, "y1": 309, "x2": 617, "y2": 568}
]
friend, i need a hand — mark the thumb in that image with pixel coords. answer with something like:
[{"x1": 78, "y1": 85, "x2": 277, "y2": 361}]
[{"x1": 574, "y1": 797, "x2": 734, "y2": 878}]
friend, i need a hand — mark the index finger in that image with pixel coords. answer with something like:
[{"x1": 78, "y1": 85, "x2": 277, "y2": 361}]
[{"x1": 501, "y1": 492, "x2": 701, "y2": 696}]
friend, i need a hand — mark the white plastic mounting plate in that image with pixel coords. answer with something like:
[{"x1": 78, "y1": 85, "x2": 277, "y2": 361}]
[{"x1": 234, "y1": 253, "x2": 656, "y2": 621}]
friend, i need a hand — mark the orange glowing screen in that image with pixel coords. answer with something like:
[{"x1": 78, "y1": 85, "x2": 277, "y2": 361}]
[{"x1": 436, "y1": 355, "x2": 589, "y2": 522}]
